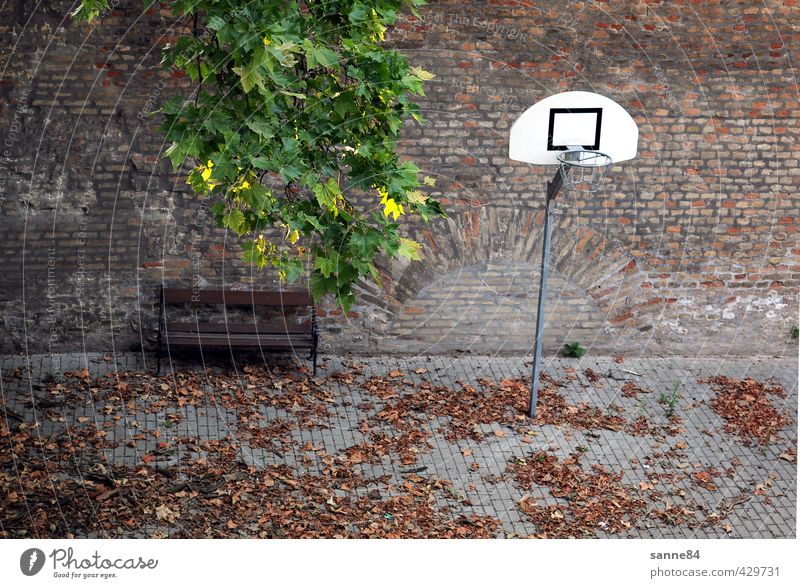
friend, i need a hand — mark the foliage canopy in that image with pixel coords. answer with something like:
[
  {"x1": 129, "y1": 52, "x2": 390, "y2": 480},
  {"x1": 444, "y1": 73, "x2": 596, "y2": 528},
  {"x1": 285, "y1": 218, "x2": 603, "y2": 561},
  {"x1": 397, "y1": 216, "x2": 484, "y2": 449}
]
[{"x1": 77, "y1": 0, "x2": 443, "y2": 308}]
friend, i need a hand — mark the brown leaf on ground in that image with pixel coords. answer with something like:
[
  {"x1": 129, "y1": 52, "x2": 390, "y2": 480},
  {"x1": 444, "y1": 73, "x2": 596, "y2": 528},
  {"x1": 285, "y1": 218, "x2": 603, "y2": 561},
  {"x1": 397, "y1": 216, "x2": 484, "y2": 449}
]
[
  {"x1": 155, "y1": 504, "x2": 179, "y2": 523},
  {"x1": 621, "y1": 381, "x2": 649, "y2": 398},
  {"x1": 583, "y1": 368, "x2": 601, "y2": 383}
]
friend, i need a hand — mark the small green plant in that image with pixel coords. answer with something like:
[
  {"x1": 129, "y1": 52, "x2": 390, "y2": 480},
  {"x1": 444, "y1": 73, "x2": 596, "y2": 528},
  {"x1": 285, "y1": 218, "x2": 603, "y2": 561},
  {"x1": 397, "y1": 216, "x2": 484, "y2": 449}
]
[
  {"x1": 562, "y1": 342, "x2": 586, "y2": 358},
  {"x1": 637, "y1": 397, "x2": 648, "y2": 419},
  {"x1": 576, "y1": 444, "x2": 589, "y2": 454},
  {"x1": 791, "y1": 325, "x2": 799, "y2": 339},
  {"x1": 659, "y1": 382, "x2": 681, "y2": 417}
]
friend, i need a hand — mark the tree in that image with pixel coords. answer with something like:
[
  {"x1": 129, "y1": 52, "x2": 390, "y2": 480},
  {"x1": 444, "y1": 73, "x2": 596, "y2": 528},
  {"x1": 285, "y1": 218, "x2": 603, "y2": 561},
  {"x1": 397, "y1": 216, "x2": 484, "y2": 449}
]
[{"x1": 75, "y1": 0, "x2": 444, "y2": 308}]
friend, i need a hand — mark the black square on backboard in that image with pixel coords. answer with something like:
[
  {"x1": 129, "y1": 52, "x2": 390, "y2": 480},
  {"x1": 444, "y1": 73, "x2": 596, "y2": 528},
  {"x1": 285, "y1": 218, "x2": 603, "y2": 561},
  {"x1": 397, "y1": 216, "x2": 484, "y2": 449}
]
[{"x1": 547, "y1": 107, "x2": 603, "y2": 151}]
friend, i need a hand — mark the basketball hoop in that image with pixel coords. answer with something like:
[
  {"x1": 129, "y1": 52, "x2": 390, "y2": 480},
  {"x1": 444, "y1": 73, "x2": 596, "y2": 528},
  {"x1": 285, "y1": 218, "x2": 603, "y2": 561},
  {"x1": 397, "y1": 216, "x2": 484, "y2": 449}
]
[
  {"x1": 509, "y1": 91, "x2": 639, "y2": 418},
  {"x1": 556, "y1": 148, "x2": 613, "y2": 193}
]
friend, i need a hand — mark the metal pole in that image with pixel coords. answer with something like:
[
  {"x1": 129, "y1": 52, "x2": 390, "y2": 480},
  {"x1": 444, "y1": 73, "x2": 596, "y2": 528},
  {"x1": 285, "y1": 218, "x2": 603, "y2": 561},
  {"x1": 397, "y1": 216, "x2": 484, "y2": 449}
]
[{"x1": 529, "y1": 169, "x2": 562, "y2": 418}]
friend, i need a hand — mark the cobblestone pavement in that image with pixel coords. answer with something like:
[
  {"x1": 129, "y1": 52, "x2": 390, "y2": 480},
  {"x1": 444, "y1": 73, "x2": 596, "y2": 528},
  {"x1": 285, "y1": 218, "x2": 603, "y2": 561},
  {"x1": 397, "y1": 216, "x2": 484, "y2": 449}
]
[{"x1": 1, "y1": 352, "x2": 796, "y2": 538}]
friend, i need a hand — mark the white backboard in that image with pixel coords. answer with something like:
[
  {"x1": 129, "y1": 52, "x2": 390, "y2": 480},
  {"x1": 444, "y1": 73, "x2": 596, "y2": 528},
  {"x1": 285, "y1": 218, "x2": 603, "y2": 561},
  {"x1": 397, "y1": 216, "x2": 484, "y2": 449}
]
[{"x1": 509, "y1": 91, "x2": 638, "y2": 165}]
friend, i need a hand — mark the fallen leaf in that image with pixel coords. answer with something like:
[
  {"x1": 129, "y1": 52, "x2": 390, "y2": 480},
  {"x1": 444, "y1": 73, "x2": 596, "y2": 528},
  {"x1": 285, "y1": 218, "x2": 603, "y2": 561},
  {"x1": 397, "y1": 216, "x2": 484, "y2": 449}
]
[
  {"x1": 155, "y1": 504, "x2": 178, "y2": 523},
  {"x1": 96, "y1": 489, "x2": 118, "y2": 502}
]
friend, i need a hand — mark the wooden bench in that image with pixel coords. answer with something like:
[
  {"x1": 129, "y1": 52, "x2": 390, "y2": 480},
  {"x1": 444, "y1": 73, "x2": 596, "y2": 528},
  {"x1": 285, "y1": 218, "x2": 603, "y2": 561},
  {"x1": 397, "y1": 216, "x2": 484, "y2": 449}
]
[{"x1": 156, "y1": 286, "x2": 318, "y2": 375}]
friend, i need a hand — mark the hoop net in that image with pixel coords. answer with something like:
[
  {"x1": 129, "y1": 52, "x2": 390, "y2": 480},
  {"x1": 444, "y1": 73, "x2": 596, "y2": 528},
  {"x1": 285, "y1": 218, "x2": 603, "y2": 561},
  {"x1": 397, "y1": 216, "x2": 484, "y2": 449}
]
[{"x1": 557, "y1": 149, "x2": 613, "y2": 193}]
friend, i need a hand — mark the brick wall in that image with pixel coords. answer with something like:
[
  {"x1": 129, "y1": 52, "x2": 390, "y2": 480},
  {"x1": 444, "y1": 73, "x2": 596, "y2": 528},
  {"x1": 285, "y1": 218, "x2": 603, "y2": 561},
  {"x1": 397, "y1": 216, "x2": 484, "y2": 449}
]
[{"x1": 1, "y1": 0, "x2": 798, "y2": 357}]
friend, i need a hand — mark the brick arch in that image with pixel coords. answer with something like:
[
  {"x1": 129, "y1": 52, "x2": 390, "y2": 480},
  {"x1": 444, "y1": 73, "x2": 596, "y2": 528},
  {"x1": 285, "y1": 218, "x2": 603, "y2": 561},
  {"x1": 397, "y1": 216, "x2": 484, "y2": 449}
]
[
  {"x1": 346, "y1": 205, "x2": 651, "y2": 353},
  {"x1": 386, "y1": 206, "x2": 642, "y2": 310}
]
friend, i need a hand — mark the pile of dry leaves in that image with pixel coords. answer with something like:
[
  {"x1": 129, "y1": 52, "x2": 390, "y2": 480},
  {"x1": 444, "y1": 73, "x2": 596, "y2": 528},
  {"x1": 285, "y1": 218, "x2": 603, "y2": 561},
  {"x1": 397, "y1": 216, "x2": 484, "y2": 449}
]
[
  {"x1": 507, "y1": 451, "x2": 646, "y2": 538},
  {"x1": 704, "y1": 376, "x2": 789, "y2": 445},
  {"x1": 361, "y1": 375, "x2": 627, "y2": 444}
]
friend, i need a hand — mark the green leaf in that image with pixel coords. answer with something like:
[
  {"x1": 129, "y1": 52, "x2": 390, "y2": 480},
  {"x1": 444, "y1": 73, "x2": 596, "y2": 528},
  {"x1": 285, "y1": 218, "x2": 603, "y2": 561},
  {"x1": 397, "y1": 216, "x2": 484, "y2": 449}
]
[
  {"x1": 233, "y1": 63, "x2": 262, "y2": 94},
  {"x1": 303, "y1": 39, "x2": 339, "y2": 69},
  {"x1": 310, "y1": 273, "x2": 337, "y2": 302},
  {"x1": 164, "y1": 141, "x2": 189, "y2": 170},
  {"x1": 282, "y1": 258, "x2": 305, "y2": 283},
  {"x1": 249, "y1": 155, "x2": 272, "y2": 169},
  {"x1": 223, "y1": 209, "x2": 246, "y2": 234},
  {"x1": 279, "y1": 90, "x2": 306, "y2": 100},
  {"x1": 242, "y1": 241, "x2": 267, "y2": 268},
  {"x1": 314, "y1": 256, "x2": 336, "y2": 278},
  {"x1": 245, "y1": 118, "x2": 275, "y2": 140},
  {"x1": 397, "y1": 237, "x2": 422, "y2": 261},
  {"x1": 280, "y1": 164, "x2": 303, "y2": 182},
  {"x1": 206, "y1": 15, "x2": 226, "y2": 30}
]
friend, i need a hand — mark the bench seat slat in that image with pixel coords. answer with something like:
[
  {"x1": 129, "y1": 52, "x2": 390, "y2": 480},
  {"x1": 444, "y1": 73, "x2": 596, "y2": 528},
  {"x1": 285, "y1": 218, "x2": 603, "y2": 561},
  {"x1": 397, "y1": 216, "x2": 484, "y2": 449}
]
[
  {"x1": 164, "y1": 333, "x2": 314, "y2": 348},
  {"x1": 162, "y1": 288, "x2": 312, "y2": 307},
  {"x1": 165, "y1": 322, "x2": 311, "y2": 335}
]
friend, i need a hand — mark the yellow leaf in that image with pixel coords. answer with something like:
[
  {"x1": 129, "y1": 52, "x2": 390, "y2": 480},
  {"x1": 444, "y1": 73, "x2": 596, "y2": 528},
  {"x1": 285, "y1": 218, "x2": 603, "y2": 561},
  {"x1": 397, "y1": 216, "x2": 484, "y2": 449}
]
[
  {"x1": 286, "y1": 228, "x2": 299, "y2": 244},
  {"x1": 201, "y1": 160, "x2": 214, "y2": 181},
  {"x1": 410, "y1": 66, "x2": 436, "y2": 81},
  {"x1": 406, "y1": 190, "x2": 427, "y2": 205},
  {"x1": 380, "y1": 194, "x2": 404, "y2": 220}
]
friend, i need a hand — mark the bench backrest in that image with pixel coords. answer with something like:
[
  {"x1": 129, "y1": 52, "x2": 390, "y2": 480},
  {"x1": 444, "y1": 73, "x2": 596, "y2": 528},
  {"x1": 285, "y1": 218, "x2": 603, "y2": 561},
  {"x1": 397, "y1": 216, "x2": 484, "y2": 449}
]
[{"x1": 161, "y1": 288, "x2": 313, "y2": 307}]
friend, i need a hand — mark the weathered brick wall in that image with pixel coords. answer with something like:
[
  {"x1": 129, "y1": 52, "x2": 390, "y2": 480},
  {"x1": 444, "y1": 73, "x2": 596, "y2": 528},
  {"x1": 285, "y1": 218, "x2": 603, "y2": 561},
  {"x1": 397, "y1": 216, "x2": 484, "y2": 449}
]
[{"x1": 1, "y1": 0, "x2": 798, "y2": 356}]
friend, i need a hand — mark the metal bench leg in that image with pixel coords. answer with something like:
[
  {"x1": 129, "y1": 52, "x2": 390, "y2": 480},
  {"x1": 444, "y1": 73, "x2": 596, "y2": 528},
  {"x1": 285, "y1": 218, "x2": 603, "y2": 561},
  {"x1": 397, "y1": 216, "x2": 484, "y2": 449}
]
[
  {"x1": 156, "y1": 284, "x2": 165, "y2": 377},
  {"x1": 311, "y1": 305, "x2": 318, "y2": 377}
]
